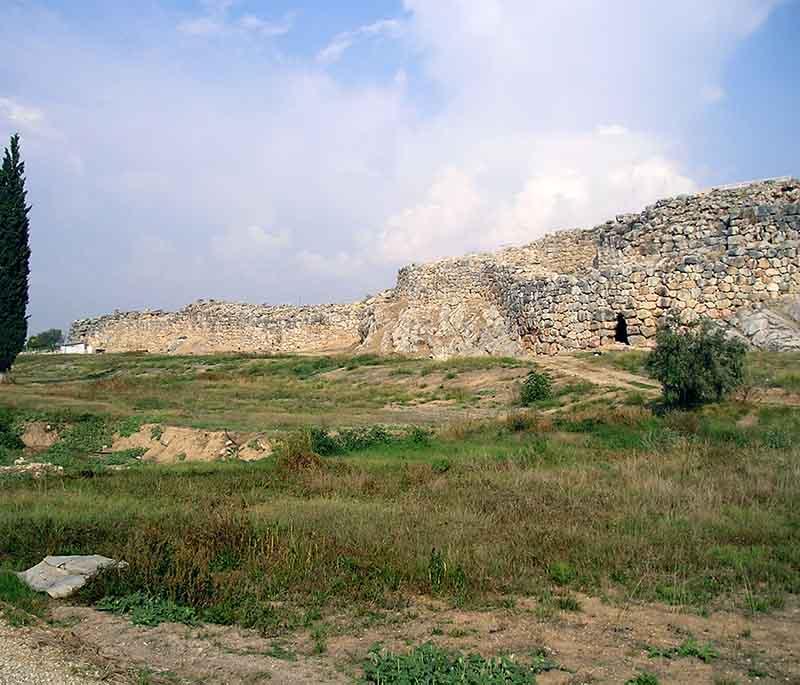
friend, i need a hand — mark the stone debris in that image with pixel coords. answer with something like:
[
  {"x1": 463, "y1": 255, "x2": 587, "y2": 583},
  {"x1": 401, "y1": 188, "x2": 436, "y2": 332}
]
[
  {"x1": 0, "y1": 458, "x2": 64, "y2": 478},
  {"x1": 68, "y1": 178, "x2": 800, "y2": 357},
  {"x1": 17, "y1": 555, "x2": 128, "y2": 599}
]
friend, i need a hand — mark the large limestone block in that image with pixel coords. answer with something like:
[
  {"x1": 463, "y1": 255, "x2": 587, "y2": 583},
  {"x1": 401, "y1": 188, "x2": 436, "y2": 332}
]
[{"x1": 17, "y1": 555, "x2": 127, "y2": 599}]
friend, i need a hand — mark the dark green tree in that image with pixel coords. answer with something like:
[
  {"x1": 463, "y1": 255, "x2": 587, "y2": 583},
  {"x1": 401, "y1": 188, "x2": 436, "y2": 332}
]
[
  {"x1": 26, "y1": 328, "x2": 64, "y2": 352},
  {"x1": 0, "y1": 134, "x2": 31, "y2": 381},
  {"x1": 645, "y1": 318, "x2": 747, "y2": 408}
]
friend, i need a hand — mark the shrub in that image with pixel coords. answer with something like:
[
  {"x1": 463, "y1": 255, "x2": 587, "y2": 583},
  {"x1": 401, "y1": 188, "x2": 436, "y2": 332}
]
[
  {"x1": 308, "y1": 425, "x2": 426, "y2": 455},
  {"x1": 519, "y1": 370, "x2": 553, "y2": 405},
  {"x1": 0, "y1": 408, "x2": 23, "y2": 450},
  {"x1": 276, "y1": 431, "x2": 323, "y2": 471},
  {"x1": 645, "y1": 320, "x2": 747, "y2": 408}
]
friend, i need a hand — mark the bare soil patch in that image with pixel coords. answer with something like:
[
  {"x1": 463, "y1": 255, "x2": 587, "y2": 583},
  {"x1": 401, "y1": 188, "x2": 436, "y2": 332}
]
[
  {"x1": 21, "y1": 421, "x2": 60, "y2": 451},
  {"x1": 111, "y1": 425, "x2": 272, "y2": 464},
  {"x1": 49, "y1": 595, "x2": 800, "y2": 684}
]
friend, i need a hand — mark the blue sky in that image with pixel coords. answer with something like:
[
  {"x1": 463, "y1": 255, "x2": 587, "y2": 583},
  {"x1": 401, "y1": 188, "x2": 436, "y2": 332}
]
[{"x1": 0, "y1": 0, "x2": 797, "y2": 333}]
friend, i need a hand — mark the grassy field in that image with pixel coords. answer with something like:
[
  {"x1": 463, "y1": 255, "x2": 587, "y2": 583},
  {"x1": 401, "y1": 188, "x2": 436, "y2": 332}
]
[
  {"x1": 1, "y1": 350, "x2": 799, "y2": 681},
  {"x1": 1, "y1": 352, "x2": 541, "y2": 430}
]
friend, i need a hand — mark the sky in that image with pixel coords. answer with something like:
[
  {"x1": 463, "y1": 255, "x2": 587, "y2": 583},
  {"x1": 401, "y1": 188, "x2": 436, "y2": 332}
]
[{"x1": 1, "y1": 0, "x2": 798, "y2": 334}]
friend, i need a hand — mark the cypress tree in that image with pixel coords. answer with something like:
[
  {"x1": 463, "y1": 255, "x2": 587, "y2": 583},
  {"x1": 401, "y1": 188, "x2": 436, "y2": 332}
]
[{"x1": 0, "y1": 134, "x2": 31, "y2": 381}]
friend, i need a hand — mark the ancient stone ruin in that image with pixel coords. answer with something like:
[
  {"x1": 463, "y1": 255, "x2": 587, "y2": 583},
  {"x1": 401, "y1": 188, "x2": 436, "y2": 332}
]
[{"x1": 69, "y1": 178, "x2": 800, "y2": 357}]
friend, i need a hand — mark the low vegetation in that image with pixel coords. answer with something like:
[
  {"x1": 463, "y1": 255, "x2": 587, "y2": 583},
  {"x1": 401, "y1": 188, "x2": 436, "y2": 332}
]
[
  {"x1": 519, "y1": 369, "x2": 552, "y2": 405},
  {"x1": 362, "y1": 643, "x2": 559, "y2": 684},
  {"x1": 2, "y1": 352, "x2": 536, "y2": 430},
  {"x1": 646, "y1": 636, "x2": 719, "y2": 663},
  {"x1": 1, "y1": 345, "x2": 798, "y2": 681}
]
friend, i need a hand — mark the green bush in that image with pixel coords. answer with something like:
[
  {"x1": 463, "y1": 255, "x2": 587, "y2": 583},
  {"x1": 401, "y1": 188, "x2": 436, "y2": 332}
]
[
  {"x1": 0, "y1": 408, "x2": 23, "y2": 450},
  {"x1": 308, "y1": 425, "x2": 427, "y2": 456},
  {"x1": 645, "y1": 320, "x2": 747, "y2": 408},
  {"x1": 519, "y1": 370, "x2": 552, "y2": 405}
]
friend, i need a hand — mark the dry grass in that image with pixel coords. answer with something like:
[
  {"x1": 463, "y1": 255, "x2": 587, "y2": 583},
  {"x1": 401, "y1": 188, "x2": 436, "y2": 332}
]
[{"x1": 1, "y1": 351, "x2": 798, "y2": 631}]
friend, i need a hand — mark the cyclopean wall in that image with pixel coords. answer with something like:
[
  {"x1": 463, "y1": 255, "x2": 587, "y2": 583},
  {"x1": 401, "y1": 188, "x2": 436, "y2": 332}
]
[{"x1": 69, "y1": 178, "x2": 800, "y2": 357}]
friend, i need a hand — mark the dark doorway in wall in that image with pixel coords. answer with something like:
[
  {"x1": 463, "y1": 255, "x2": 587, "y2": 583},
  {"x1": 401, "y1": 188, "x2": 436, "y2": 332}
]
[{"x1": 615, "y1": 313, "x2": 630, "y2": 345}]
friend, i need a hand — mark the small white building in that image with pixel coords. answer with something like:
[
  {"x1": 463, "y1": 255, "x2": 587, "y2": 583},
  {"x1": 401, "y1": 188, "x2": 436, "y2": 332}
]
[{"x1": 59, "y1": 342, "x2": 94, "y2": 354}]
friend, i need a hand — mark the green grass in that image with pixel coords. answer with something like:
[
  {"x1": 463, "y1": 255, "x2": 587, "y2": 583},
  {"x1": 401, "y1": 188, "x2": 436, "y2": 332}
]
[
  {"x1": 647, "y1": 637, "x2": 719, "y2": 662},
  {"x1": 362, "y1": 643, "x2": 547, "y2": 684},
  {"x1": 0, "y1": 569, "x2": 48, "y2": 626},
  {"x1": 4, "y1": 353, "x2": 532, "y2": 431},
  {"x1": 1, "y1": 352, "x2": 799, "y2": 635},
  {"x1": 626, "y1": 673, "x2": 660, "y2": 685},
  {"x1": 580, "y1": 349, "x2": 651, "y2": 376},
  {"x1": 745, "y1": 351, "x2": 800, "y2": 392}
]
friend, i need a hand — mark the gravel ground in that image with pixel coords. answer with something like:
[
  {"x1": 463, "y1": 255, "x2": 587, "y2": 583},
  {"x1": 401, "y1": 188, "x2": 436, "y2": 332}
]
[{"x1": 0, "y1": 618, "x2": 104, "y2": 685}]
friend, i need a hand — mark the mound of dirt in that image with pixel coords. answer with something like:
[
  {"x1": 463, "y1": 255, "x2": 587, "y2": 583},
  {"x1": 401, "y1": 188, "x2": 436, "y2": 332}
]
[
  {"x1": 111, "y1": 425, "x2": 272, "y2": 464},
  {"x1": 22, "y1": 422, "x2": 60, "y2": 450}
]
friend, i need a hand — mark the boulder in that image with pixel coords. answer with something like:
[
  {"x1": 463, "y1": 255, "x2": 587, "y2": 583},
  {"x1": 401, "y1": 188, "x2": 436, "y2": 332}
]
[{"x1": 16, "y1": 555, "x2": 127, "y2": 599}]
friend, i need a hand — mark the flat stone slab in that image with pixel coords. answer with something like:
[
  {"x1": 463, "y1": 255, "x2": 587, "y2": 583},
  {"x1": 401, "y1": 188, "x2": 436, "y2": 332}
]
[{"x1": 17, "y1": 555, "x2": 127, "y2": 599}]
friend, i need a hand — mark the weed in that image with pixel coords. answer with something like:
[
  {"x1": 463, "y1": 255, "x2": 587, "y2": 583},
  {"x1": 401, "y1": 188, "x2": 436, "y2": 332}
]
[
  {"x1": 103, "y1": 448, "x2": 146, "y2": 466},
  {"x1": 626, "y1": 673, "x2": 660, "y2": 685},
  {"x1": 520, "y1": 370, "x2": 553, "y2": 405},
  {"x1": 116, "y1": 415, "x2": 147, "y2": 438},
  {"x1": 363, "y1": 643, "x2": 540, "y2": 684},
  {"x1": 265, "y1": 642, "x2": 297, "y2": 661},
  {"x1": 431, "y1": 459, "x2": 451, "y2": 474},
  {"x1": 311, "y1": 623, "x2": 328, "y2": 654},
  {"x1": 556, "y1": 594, "x2": 582, "y2": 612},
  {"x1": 548, "y1": 561, "x2": 576, "y2": 586},
  {"x1": 97, "y1": 593, "x2": 199, "y2": 627},
  {"x1": 275, "y1": 432, "x2": 323, "y2": 471},
  {"x1": 647, "y1": 637, "x2": 718, "y2": 663}
]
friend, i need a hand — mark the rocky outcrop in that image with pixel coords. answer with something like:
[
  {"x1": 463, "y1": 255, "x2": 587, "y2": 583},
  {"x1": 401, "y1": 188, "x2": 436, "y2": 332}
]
[
  {"x1": 723, "y1": 297, "x2": 800, "y2": 351},
  {"x1": 69, "y1": 178, "x2": 800, "y2": 357}
]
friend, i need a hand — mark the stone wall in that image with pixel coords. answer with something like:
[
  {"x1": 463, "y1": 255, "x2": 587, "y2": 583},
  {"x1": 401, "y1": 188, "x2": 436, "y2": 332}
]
[
  {"x1": 69, "y1": 178, "x2": 800, "y2": 356},
  {"x1": 70, "y1": 300, "x2": 368, "y2": 354}
]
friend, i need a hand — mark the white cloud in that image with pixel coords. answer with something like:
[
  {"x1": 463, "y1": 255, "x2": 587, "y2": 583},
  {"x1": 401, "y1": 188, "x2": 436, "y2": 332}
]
[
  {"x1": 296, "y1": 250, "x2": 366, "y2": 279},
  {"x1": 0, "y1": 0, "x2": 784, "y2": 331},
  {"x1": 178, "y1": 2, "x2": 293, "y2": 39},
  {"x1": 378, "y1": 167, "x2": 485, "y2": 262},
  {"x1": 0, "y1": 97, "x2": 46, "y2": 130},
  {"x1": 375, "y1": 129, "x2": 697, "y2": 263},
  {"x1": 211, "y1": 225, "x2": 290, "y2": 262},
  {"x1": 238, "y1": 14, "x2": 293, "y2": 37},
  {"x1": 177, "y1": 17, "x2": 223, "y2": 36},
  {"x1": 317, "y1": 18, "x2": 405, "y2": 64}
]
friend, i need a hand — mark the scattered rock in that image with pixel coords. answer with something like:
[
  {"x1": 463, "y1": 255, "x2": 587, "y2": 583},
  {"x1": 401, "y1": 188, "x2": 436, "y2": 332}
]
[
  {"x1": 17, "y1": 555, "x2": 128, "y2": 599},
  {"x1": 0, "y1": 459, "x2": 64, "y2": 479}
]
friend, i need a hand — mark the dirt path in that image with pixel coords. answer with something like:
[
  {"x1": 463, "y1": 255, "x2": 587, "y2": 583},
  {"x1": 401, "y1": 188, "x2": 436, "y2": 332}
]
[
  {"x1": 535, "y1": 353, "x2": 661, "y2": 394},
  {"x1": 0, "y1": 618, "x2": 107, "y2": 685},
  {"x1": 44, "y1": 593, "x2": 800, "y2": 685}
]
